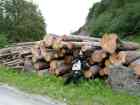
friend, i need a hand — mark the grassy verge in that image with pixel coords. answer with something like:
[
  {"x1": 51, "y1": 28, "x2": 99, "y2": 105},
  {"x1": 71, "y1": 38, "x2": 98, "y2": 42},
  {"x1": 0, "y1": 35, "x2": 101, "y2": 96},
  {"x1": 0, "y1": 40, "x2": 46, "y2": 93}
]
[{"x1": 0, "y1": 67, "x2": 140, "y2": 105}]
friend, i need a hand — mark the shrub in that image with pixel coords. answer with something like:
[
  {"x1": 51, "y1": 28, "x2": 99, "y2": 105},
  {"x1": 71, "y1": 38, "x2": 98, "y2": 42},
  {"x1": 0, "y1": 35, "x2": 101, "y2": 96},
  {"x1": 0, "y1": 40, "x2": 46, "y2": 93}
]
[{"x1": 0, "y1": 33, "x2": 8, "y2": 48}]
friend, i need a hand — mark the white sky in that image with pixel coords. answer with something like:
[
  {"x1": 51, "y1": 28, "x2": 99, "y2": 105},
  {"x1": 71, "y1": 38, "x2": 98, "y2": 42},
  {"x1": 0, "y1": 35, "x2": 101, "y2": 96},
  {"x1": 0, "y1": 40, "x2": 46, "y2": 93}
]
[{"x1": 37, "y1": 0, "x2": 101, "y2": 34}]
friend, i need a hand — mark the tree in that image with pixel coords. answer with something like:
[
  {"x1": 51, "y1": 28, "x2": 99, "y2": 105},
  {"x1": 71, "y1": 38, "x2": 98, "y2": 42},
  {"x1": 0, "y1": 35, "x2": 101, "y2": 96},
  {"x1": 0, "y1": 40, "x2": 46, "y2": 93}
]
[
  {"x1": 83, "y1": 0, "x2": 140, "y2": 38},
  {"x1": 0, "y1": 0, "x2": 46, "y2": 42}
]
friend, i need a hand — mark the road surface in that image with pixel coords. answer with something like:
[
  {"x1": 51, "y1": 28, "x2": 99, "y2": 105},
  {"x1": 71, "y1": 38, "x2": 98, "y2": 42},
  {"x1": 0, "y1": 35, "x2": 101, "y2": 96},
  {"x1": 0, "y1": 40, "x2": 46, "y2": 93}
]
[{"x1": 0, "y1": 85, "x2": 66, "y2": 105}]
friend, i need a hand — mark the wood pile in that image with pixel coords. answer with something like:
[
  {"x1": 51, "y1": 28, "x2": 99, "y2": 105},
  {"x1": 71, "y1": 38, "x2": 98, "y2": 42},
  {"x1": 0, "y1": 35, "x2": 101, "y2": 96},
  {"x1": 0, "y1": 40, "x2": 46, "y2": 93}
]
[
  {"x1": 0, "y1": 33, "x2": 140, "y2": 80},
  {"x1": 31, "y1": 33, "x2": 140, "y2": 78},
  {"x1": 0, "y1": 42, "x2": 36, "y2": 70}
]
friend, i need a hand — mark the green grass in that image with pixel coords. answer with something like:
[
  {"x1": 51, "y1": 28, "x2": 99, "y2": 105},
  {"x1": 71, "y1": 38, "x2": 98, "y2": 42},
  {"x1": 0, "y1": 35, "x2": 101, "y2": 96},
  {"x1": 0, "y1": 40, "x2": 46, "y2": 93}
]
[{"x1": 0, "y1": 67, "x2": 140, "y2": 105}]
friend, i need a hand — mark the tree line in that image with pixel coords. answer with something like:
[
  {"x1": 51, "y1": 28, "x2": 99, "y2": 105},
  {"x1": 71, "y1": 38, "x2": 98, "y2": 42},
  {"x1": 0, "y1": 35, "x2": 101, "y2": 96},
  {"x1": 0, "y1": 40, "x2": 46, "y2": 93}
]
[
  {"x1": 82, "y1": 0, "x2": 140, "y2": 38},
  {"x1": 0, "y1": 0, "x2": 46, "y2": 47}
]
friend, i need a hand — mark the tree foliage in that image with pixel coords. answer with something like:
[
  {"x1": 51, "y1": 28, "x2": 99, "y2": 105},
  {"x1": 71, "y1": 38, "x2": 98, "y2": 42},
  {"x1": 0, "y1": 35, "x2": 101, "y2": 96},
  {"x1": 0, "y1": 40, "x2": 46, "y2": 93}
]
[
  {"x1": 85, "y1": 0, "x2": 140, "y2": 37},
  {"x1": 0, "y1": 0, "x2": 46, "y2": 42},
  {"x1": 0, "y1": 33, "x2": 8, "y2": 48}
]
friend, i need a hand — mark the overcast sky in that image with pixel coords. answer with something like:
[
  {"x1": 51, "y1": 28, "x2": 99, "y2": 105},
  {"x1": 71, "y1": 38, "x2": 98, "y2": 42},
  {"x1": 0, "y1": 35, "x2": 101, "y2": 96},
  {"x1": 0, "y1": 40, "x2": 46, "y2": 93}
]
[{"x1": 37, "y1": 0, "x2": 101, "y2": 34}]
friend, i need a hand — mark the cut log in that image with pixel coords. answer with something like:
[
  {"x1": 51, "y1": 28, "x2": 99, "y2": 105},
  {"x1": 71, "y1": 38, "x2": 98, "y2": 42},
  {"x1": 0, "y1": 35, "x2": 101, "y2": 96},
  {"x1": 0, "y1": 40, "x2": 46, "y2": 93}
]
[
  {"x1": 129, "y1": 59, "x2": 140, "y2": 76},
  {"x1": 64, "y1": 55, "x2": 73, "y2": 65},
  {"x1": 43, "y1": 34, "x2": 59, "y2": 47},
  {"x1": 101, "y1": 33, "x2": 118, "y2": 54},
  {"x1": 44, "y1": 50, "x2": 59, "y2": 62},
  {"x1": 105, "y1": 59, "x2": 112, "y2": 67},
  {"x1": 3, "y1": 59, "x2": 23, "y2": 65},
  {"x1": 34, "y1": 61, "x2": 49, "y2": 70},
  {"x1": 99, "y1": 69, "x2": 105, "y2": 76},
  {"x1": 10, "y1": 42, "x2": 36, "y2": 47},
  {"x1": 31, "y1": 43, "x2": 43, "y2": 62},
  {"x1": 84, "y1": 65, "x2": 100, "y2": 79},
  {"x1": 119, "y1": 41, "x2": 140, "y2": 51},
  {"x1": 99, "y1": 67, "x2": 110, "y2": 76},
  {"x1": 88, "y1": 57, "x2": 95, "y2": 65},
  {"x1": 62, "y1": 34, "x2": 100, "y2": 42},
  {"x1": 55, "y1": 65, "x2": 71, "y2": 76},
  {"x1": 73, "y1": 48, "x2": 81, "y2": 58},
  {"x1": 109, "y1": 52, "x2": 122, "y2": 65},
  {"x1": 57, "y1": 48, "x2": 66, "y2": 57},
  {"x1": 101, "y1": 34, "x2": 140, "y2": 53},
  {"x1": 102, "y1": 67, "x2": 110, "y2": 75},
  {"x1": 20, "y1": 50, "x2": 32, "y2": 57},
  {"x1": 49, "y1": 60, "x2": 64, "y2": 74},
  {"x1": 91, "y1": 50, "x2": 107, "y2": 63},
  {"x1": 81, "y1": 45, "x2": 100, "y2": 52},
  {"x1": 52, "y1": 37, "x2": 63, "y2": 49},
  {"x1": 53, "y1": 41, "x2": 100, "y2": 50},
  {"x1": 110, "y1": 51, "x2": 140, "y2": 65}
]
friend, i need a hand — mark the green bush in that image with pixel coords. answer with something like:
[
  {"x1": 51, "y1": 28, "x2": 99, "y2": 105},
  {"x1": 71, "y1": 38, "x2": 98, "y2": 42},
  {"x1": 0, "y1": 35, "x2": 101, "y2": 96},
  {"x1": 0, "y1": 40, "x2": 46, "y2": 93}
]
[
  {"x1": 0, "y1": 0, "x2": 46, "y2": 42},
  {"x1": 0, "y1": 33, "x2": 8, "y2": 48},
  {"x1": 85, "y1": 0, "x2": 140, "y2": 37}
]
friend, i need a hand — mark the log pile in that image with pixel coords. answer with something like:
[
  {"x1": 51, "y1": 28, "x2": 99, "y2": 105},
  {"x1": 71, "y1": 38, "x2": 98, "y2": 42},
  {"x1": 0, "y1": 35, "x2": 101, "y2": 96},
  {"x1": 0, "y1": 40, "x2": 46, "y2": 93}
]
[
  {"x1": 0, "y1": 33, "x2": 140, "y2": 80},
  {"x1": 31, "y1": 33, "x2": 140, "y2": 79},
  {"x1": 0, "y1": 42, "x2": 36, "y2": 70}
]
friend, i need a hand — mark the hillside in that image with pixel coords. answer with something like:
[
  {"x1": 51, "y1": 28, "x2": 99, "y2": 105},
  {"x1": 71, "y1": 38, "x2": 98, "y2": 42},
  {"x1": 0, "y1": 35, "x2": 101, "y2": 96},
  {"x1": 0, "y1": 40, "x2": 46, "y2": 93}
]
[{"x1": 77, "y1": 0, "x2": 140, "y2": 38}]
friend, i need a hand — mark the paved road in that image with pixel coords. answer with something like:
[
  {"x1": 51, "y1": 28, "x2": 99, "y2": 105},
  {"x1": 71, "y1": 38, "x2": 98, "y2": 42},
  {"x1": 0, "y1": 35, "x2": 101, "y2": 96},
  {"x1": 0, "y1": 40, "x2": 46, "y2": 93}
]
[{"x1": 0, "y1": 85, "x2": 66, "y2": 105}]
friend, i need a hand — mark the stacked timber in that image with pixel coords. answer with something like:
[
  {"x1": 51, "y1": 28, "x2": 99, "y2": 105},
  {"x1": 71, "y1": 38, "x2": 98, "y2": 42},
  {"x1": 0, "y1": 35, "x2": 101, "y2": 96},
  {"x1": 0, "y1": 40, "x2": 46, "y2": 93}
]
[
  {"x1": 0, "y1": 33, "x2": 140, "y2": 79},
  {"x1": 32, "y1": 33, "x2": 140, "y2": 78},
  {"x1": 0, "y1": 42, "x2": 36, "y2": 70}
]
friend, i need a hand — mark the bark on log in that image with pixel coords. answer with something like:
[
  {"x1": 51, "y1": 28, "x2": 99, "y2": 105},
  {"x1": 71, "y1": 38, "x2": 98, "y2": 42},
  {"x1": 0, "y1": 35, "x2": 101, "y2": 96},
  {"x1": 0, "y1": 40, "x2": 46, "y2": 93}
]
[
  {"x1": 62, "y1": 34, "x2": 100, "y2": 42},
  {"x1": 99, "y1": 67, "x2": 110, "y2": 76},
  {"x1": 43, "y1": 34, "x2": 59, "y2": 47},
  {"x1": 109, "y1": 52, "x2": 123, "y2": 65},
  {"x1": 110, "y1": 51, "x2": 140, "y2": 65},
  {"x1": 34, "y1": 61, "x2": 49, "y2": 70},
  {"x1": 102, "y1": 67, "x2": 110, "y2": 75},
  {"x1": 119, "y1": 41, "x2": 140, "y2": 51},
  {"x1": 31, "y1": 43, "x2": 43, "y2": 62},
  {"x1": 84, "y1": 65, "x2": 100, "y2": 79},
  {"x1": 129, "y1": 59, "x2": 140, "y2": 76},
  {"x1": 53, "y1": 41, "x2": 100, "y2": 50},
  {"x1": 44, "y1": 50, "x2": 59, "y2": 62},
  {"x1": 11, "y1": 42, "x2": 36, "y2": 47},
  {"x1": 105, "y1": 59, "x2": 112, "y2": 67},
  {"x1": 55, "y1": 65, "x2": 71, "y2": 76},
  {"x1": 99, "y1": 69, "x2": 105, "y2": 76},
  {"x1": 101, "y1": 34, "x2": 140, "y2": 53},
  {"x1": 57, "y1": 48, "x2": 66, "y2": 57},
  {"x1": 91, "y1": 50, "x2": 107, "y2": 63},
  {"x1": 3, "y1": 59, "x2": 23, "y2": 65},
  {"x1": 64, "y1": 55, "x2": 73, "y2": 65},
  {"x1": 49, "y1": 60, "x2": 64, "y2": 74},
  {"x1": 81, "y1": 45, "x2": 100, "y2": 52},
  {"x1": 88, "y1": 57, "x2": 95, "y2": 65}
]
